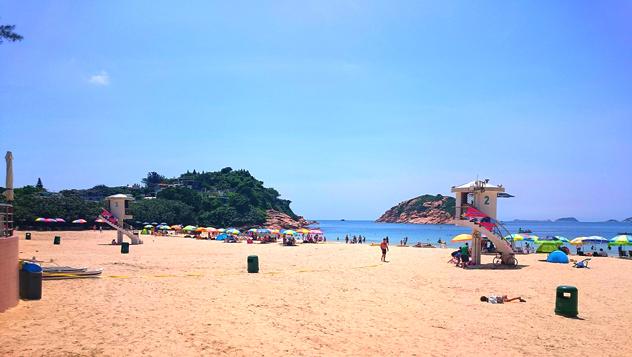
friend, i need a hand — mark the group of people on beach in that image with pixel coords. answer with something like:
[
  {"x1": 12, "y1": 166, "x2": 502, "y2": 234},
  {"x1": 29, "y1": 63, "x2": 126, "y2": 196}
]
[
  {"x1": 449, "y1": 242, "x2": 472, "y2": 268},
  {"x1": 340, "y1": 235, "x2": 366, "y2": 244}
]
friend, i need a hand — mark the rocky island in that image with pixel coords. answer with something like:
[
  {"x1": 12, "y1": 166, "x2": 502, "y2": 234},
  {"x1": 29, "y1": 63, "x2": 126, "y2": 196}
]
[
  {"x1": 376, "y1": 194, "x2": 455, "y2": 224},
  {"x1": 555, "y1": 217, "x2": 580, "y2": 222}
]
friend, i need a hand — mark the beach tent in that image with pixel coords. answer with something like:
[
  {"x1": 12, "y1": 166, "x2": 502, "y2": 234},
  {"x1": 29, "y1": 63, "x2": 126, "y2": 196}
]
[
  {"x1": 536, "y1": 241, "x2": 563, "y2": 253},
  {"x1": 215, "y1": 233, "x2": 227, "y2": 241},
  {"x1": 546, "y1": 250, "x2": 569, "y2": 264}
]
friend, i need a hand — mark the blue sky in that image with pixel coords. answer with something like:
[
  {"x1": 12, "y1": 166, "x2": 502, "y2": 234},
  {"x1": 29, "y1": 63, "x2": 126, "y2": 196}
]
[{"x1": 1, "y1": 1, "x2": 631, "y2": 221}]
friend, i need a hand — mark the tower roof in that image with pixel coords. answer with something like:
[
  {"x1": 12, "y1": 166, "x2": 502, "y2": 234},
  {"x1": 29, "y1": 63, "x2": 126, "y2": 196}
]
[
  {"x1": 106, "y1": 194, "x2": 134, "y2": 201},
  {"x1": 451, "y1": 180, "x2": 505, "y2": 193}
]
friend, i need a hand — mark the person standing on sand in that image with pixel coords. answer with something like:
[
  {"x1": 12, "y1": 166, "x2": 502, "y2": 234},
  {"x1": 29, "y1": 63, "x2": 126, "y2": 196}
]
[
  {"x1": 460, "y1": 243, "x2": 470, "y2": 268},
  {"x1": 380, "y1": 238, "x2": 389, "y2": 262}
]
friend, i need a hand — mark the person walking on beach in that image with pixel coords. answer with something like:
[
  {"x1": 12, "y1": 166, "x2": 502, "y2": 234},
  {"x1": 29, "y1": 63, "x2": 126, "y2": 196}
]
[
  {"x1": 380, "y1": 238, "x2": 389, "y2": 262},
  {"x1": 460, "y1": 242, "x2": 470, "y2": 268},
  {"x1": 345, "y1": 235, "x2": 349, "y2": 244}
]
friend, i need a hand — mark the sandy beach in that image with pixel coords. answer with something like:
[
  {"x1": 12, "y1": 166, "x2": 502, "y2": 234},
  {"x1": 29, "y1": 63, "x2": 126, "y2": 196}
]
[{"x1": 1, "y1": 230, "x2": 631, "y2": 356}]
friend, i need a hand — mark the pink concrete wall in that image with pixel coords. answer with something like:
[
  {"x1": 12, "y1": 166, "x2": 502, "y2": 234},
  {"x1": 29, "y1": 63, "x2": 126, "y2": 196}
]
[{"x1": 0, "y1": 235, "x2": 19, "y2": 312}]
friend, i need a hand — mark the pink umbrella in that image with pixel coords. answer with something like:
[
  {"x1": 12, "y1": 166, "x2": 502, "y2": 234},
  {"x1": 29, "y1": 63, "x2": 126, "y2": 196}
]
[
  {"x1": 55, "y1": 218, "x2": 65, "y2": 223},
  {"x1": 309, "y1": 229, "x2": 323, "y2": 234},
  {"x1": 44, "y1": 218, "x2": 56, "y2": 223},
  {"x1": 95, "y1": 218, "x2": 106, "y2": 223}
]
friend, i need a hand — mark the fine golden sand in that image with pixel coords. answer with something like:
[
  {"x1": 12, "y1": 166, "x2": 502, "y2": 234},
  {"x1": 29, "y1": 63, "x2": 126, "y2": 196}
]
[{"x1": 1, "y1": 230, "x2": 631, "y2": 356}]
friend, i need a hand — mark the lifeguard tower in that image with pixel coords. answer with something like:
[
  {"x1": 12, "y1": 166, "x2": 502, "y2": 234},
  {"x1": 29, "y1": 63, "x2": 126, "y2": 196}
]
[
  {"x1": 102, "y1": 194, "x2": 141, "y2": 245},
  {"x1": 451, "y1": 179, "x2": 515, "y2": 266}
]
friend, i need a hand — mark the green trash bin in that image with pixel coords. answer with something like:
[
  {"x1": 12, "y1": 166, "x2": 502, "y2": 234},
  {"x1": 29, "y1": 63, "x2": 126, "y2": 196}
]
[
  {"x1": 121, "y1": 242, "x2": 130, "y2": 254},
  {"x1": 247, "y1": 255, "x2": 259, "y2": 273},
  {"x1": 53, "y1": 236, "x2": 61, "y2": 245},
  {"x1": 555, "y1": 285, "x2": 578, "y2": 317},
  {"x1": 25, "y1": 232, "x2": 31, "y2": 240}
]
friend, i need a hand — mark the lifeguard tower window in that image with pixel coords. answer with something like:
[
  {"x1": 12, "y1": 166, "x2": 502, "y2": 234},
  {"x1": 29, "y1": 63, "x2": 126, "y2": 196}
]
[{"x1": 463, "y1": 193, "x2": 474, "y2": 205}]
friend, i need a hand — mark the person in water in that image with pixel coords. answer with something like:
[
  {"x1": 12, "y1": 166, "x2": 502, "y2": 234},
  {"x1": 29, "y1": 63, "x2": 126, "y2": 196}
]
[
  {"x1": 380, "y1": 238, "x2": 389, "y2": 262},
  {"x1": 480, "y1": 295, "x2": 526, "y2": 303}
]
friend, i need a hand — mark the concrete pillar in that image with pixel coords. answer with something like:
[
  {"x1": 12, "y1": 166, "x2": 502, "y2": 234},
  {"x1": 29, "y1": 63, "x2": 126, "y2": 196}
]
[
  {"x1": 0, "y1": 236, "x2": 19, "y2": 312},
  {"x1": 471, "y1": 230, "x2": 482, "y2": 265},
  {"x1": 117, "y1": 231, "x2": 123, "y2": 244}
]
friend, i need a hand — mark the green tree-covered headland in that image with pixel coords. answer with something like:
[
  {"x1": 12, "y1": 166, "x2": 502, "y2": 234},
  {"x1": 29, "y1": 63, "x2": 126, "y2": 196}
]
[{"x1": 1, "y1": 168, "x2": 298, "y2": 228}]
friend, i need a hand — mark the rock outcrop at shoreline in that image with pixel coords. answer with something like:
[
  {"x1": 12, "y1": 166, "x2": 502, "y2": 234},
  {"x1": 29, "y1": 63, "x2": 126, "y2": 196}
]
[
  {"x1": 376, "y1": 194, "x2": 455, "y2": 224},
  {"x1": 265, "y1": 209, "x2": 313, "y2": 229}
]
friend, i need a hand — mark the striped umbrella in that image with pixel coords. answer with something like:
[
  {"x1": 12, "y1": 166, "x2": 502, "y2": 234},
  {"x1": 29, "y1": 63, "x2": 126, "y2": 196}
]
[
  {"x1": 72, "y1": 219, "x2": 87, "y2": 224},
  {"x1": 55, "y1": 218, "x2": 66, "y2": 223},
  {"x1": 35, "y1": 217, "x2": 46, "y2": 222},
  {"x1": 609, "y1": 235, "x2": 632, "y2": 246}
]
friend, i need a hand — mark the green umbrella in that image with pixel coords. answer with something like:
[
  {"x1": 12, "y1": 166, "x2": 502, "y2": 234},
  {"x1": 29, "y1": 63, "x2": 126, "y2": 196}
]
[
  {"x1": 183, "y1": 225, "x2": 197, "y2": 231},
  {"x1": 609, "y1": 235, "x2": 632, "y2": 246}
]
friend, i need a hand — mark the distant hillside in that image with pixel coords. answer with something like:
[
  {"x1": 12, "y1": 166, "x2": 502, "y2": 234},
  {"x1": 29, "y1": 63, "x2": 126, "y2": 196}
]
[
  {"x1": 5, "y1": 168, "x2": 306, "y2": 228},
  {"x1": 376, "y1": 194, "x2": 455, "y2": 224},
  {"x1": 555, "y1": 217, "x2": 579, "y2": 222},
  {"x1": 624, "y1": 217, "x2": 632, "y2": 223}
]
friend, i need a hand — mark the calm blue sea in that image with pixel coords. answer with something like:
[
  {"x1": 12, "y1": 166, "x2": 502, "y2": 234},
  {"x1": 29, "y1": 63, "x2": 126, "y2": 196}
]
[{"x1": 313, "y1": 220, "x2": 632, "y2": 252}]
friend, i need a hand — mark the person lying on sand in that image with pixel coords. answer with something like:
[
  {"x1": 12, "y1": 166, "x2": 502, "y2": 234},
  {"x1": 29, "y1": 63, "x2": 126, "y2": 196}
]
[{"x1": 480, "y1": 295, "x2": 526, "y2": 304}]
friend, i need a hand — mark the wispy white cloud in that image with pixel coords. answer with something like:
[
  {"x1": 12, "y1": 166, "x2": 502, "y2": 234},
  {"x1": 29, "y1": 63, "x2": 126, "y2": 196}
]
[{"x1": 89, "y1": 70, "x2": 110, "y2": 86}]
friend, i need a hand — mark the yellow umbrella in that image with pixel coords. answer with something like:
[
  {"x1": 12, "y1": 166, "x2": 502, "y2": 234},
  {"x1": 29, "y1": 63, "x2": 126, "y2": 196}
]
[
  {"x1": 297, "y1": 228, "x2": 309, "y2": 234},
  {"x1": 452, "y1": 234, "x2": 472, "y2": 242}
]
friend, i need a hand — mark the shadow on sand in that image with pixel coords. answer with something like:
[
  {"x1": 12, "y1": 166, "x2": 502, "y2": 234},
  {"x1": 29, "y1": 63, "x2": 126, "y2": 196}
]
[{"x1": 463, "y1": 263, "x2": 529, "y2": 270}]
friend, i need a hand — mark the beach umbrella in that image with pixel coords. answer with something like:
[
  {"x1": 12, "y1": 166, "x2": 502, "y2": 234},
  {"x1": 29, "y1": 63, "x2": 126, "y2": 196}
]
[
  {"x1": 217, "y1": 228, "x2": 226, "y2": 233},
  {"x1": 158, "y1": 225, "x2": 170, "y2": 230},
  {"x1": 248, "y1": 228, "x2": 258, "y2": 232},
  {"x1": 452, "y1": 234, "x2": 472, "y2": 242},
  {"x1": 35, "y1": 217, "x2": 46, "y2": 222},
  {"x1": 257, "y1": 228, "x2": 271, "y2": 234},
  {"x1": 195, "y1": 227, "x2": 207, "y2": 232},
  {"x1": 609, "y1": 235, "x2": 632, "y2": 246},
  {"x1": 309, "y1": 229, "x2": 323, "y2": 234},
  {"x1": 144, "y1": 224, "x2": 154, "y2": 228},
  {"x1": 297, "y1": 228, "x2": 309, "y2": 234},
  {"x1": 553, "y1": 236, "x2": 569, "y2": 242},
  {"x1": 143, "y1": 222, "x2": 150, "y2": 225},
  {"x1": 160, "y1": 222, "x2": 167, "y2": 225},
  {"x1": 72, "y1": 219, "x2": 87, "y2": 224},
  {"x1": 55, "y1": 218, "x2": 66, "y2": 223},
  {"x1": 170, "y1": 224, "x2": 182, "y2": 230},
  {"x1": 570, "y1": 236, "x2": 607, "y2": 246},
  {"x1": 284, "y1": 230, "x2": 297, "y2": 235},
  {"x1": 95, "y1": 218, "x2": 106, "y2": 223},
  {"x1": 505, "y1": 234, "x2": 537, "y2": 242},
  {"x1": 183, "y1": 225, "x2": 197, "y2": 231},
  {"x1": 270, "y1": 229, "x2": 280, "y2": 234},
  {"x1": 44, "y1": 218, "x2": 56, "y2": 223},
  {"x1": 151, "y1": 222, "x2": 158, "y2": 226},
  {"x1": 226, "y1": 228, "x2": 240, "y2": 235}
]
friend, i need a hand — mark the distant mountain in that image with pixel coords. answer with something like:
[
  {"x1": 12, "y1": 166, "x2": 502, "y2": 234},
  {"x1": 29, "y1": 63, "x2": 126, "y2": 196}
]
[
  {"x1": 511, "y1": 219, "x2": 552, "y2": 223},
  {"x1": 376, "y1": 194, "x2": 455, "y2": 224},
  {"x1": 624, "y1": 217, "x2": 632, "y2": 223},
  {"x1": 555, "y1": 217, "x2": 579, "y2": 222},
  {"x1": 605, "y1": 219, "x2": 619, "y2": 223}
]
